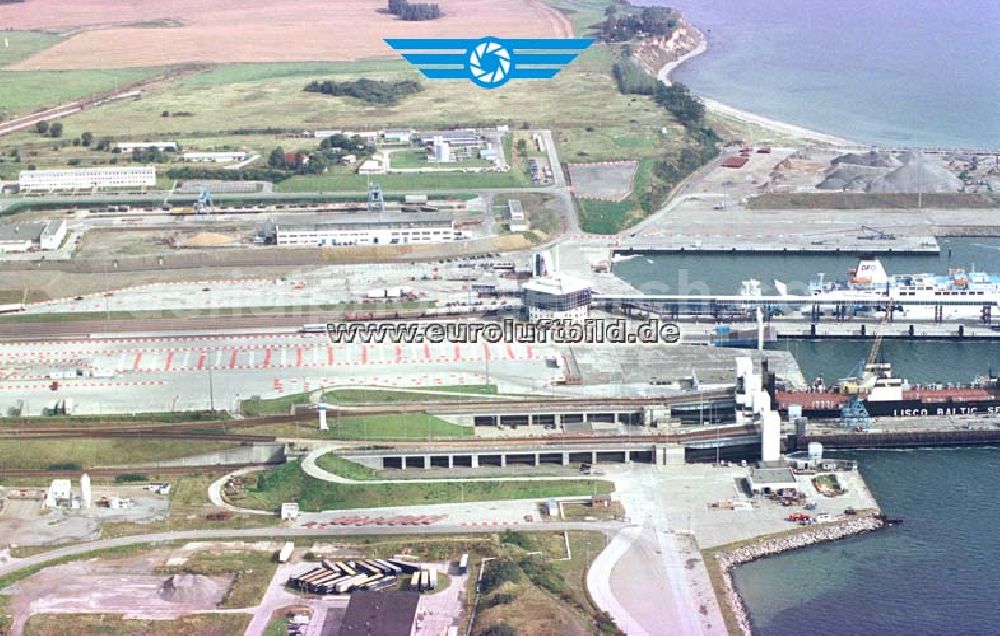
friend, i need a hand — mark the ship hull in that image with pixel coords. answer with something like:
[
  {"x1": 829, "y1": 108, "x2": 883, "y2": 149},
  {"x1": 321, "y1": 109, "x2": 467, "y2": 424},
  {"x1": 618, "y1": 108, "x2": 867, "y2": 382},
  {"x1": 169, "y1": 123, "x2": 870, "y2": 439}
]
[{"x1": 781, "y1": 397, "x2": 1000, "y2": 420}]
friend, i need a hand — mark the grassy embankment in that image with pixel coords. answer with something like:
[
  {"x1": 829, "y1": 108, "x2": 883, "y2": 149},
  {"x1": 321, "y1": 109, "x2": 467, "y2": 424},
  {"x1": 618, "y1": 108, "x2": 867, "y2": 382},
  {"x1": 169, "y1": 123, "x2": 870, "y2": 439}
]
[
  {"x1": 234, "y1": 461, "x2": 612, "y2": 513},
  {"x1": 0, "y1": 439, "x2": 239, "y2": 471}
]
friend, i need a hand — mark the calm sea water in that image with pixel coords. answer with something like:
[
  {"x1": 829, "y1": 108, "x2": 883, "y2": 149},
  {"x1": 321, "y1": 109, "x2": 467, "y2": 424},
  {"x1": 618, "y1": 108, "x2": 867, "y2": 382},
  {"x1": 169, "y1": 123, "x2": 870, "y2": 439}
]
[
  {"x1": 614, "y1": 236, "x2": 1000, "y2": 297},
  {"x1": 637, "y1": 0, "x2": 1000, "y2": 148},
  {"x1": 733, "y1": 448, "x2": 1000, "y2": 635}
]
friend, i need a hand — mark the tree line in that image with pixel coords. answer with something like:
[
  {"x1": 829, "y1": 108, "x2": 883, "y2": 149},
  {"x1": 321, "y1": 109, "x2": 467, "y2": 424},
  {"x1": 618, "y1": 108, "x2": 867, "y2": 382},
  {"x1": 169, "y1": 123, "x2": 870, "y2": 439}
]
[
  {"x1": 612, "y1": 56, "x2": 660, "y2": 95},
  {"x1": 387, "y1": 0, "x2": 442, "y2": 21},
  {"x1": 601, "y1": 5, "x2": 678, "y2": 42},
  {"x1": 304, "y1": 78, "x2": 423, "y2": 105}
]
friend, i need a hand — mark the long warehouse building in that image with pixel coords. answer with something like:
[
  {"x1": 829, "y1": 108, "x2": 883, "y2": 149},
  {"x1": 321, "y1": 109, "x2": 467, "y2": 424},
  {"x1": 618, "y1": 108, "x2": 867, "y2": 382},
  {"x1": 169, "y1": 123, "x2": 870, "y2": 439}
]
[
  {"x1": 18, "y1": 166, "x2": 156, "y2": 192},
  {"x1": 274, "y1": 211, "x2": 455, "y2": 247}
]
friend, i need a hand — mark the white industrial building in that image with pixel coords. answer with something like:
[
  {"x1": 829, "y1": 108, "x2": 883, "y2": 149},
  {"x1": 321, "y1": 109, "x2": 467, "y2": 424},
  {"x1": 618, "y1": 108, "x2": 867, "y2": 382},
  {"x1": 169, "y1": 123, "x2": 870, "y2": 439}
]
[
  {"x1": 19, "y1": 166, "x2": 156, "y2": 192},
  {"x1": 358, "y1": 159, "x2": 385, "y2": 175},
  {"x1": 507, "y1": 199, "x2": 528, "y2": 232},
  {"x1": 419, "y1": 130, "x2": 480, "y2": 148},
  {"x1": 44, "y1": 479, "x2": 73, "y2": 508},
  {"x1": 115, "y1": 141, "x2": 177, "y2": 152},
  {"x1": 274, "y1": 211, "x2": 454, "y2": 247},
  {"x1": 383, "y1": 129, "x2": 415, "y2": 144},
  {"x1": 521, "y1": 274, "x2": 593, "y2": 321},
  {"x1": 182, "y1": 151, "x2": 249, "y2": 163},
  {"x1": 0, "y1": 219, "x2": 67, "y2": 252}
]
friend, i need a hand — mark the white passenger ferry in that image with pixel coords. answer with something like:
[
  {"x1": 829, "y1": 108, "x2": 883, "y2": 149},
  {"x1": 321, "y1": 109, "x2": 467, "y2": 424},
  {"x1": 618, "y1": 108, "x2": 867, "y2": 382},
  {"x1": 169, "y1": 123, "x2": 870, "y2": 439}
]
[{"x1": 805, "y1": 259, "x2": 1000, "y2": 319}]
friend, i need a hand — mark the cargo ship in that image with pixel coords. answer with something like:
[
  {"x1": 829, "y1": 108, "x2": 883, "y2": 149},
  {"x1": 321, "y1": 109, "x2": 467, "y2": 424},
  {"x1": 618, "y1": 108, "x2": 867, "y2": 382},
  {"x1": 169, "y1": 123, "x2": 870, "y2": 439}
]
[{"x1": 775, "y1": 362, "x2": 1000, "y2": 419}]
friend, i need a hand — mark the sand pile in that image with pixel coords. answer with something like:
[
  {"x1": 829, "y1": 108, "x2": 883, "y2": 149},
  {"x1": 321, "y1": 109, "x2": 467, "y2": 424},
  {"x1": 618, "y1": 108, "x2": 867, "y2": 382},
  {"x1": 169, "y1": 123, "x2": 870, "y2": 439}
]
[
  {"x1": 181, "y1": 232, "x2": 239, "y2": 247},
  {"x1": 159, "y1": 573, "x2": 218, "y2": 602},
  {"x1": 868, "y1": 152, "x2": 963, "y2": 193}
]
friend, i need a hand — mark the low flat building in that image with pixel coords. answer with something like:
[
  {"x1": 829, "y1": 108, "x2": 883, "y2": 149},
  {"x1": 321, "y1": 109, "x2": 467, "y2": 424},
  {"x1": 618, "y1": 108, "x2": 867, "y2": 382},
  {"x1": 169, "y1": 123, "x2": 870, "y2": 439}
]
[
  {"x1": 522, "y1": 274, "x2": 593, "y2": 321},
  {"x1": 19, "y1": 166, "x2": 155, "y2": 191},
  {"x1": 419, "y1": 129, "x2": 480, "y2": 148},
  {"x1": 358, "y1": 159, "x2": 385, "y2": 175},
  {"x1": 337, "y1": 590, "x2": 419, "y2": 636},
  {"x1": 0, "y1": 219, "x2": 67, "y2": 252},
  {"x1": 182, "y1": 151, "x2": 249, "y2": 163},
  {"x1": 383, "y1": 129, "x2": 414, "y2": 144},
  {"x1": 275, "y1": 211, "x2": 454, "y2": 247},
  {"x1": 747, "y1": 466, "x2": 798, "y2": 496},
  {"x1": 115, "y1": 141, "x2": 177, "y2": 152}
]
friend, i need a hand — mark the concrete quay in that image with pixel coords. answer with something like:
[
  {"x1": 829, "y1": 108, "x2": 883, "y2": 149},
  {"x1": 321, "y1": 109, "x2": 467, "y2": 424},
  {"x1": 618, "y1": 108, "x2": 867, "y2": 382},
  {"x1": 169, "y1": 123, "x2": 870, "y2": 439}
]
[
  {"x1": 771, "y1": 321, "x2": 1000, "y2": 340},
  {"x1": 614, "y1": 235, "x2": 940, "y2": 255}
]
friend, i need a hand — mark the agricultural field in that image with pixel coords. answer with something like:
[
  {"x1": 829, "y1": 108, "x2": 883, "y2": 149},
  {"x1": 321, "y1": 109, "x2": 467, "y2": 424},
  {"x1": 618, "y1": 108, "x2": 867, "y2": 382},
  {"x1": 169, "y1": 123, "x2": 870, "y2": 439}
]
[{"x1": 1, "y1": 0, "x2": 572, "y2": 70}]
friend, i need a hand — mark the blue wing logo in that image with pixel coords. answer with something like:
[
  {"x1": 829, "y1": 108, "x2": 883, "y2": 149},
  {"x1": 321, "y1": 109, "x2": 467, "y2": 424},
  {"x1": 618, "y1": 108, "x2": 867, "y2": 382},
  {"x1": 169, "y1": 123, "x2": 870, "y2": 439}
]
[{"x1": 385, "y1": 36, "x2": 593, "y2": 89}]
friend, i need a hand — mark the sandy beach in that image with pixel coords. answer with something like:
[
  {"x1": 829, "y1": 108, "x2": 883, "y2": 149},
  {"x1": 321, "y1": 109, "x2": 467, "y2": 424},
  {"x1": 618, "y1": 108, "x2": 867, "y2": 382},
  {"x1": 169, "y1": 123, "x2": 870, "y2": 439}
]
[{"x1": 656, "y1": 23, "x2": 854, "y2": 147}]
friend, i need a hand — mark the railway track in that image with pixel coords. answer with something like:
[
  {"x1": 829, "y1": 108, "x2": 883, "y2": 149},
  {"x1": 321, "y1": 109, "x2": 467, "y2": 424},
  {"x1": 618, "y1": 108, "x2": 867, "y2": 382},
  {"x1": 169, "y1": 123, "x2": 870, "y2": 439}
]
[
  {"x1": 0, "y1": 391, "x2": 735, "y2": 439},
  {"x1": 0, "y1": 463, "x2": 261, "y2": 479},
  {"x1": 1, "y1": 430, "x2": 276, "y2": 442}
]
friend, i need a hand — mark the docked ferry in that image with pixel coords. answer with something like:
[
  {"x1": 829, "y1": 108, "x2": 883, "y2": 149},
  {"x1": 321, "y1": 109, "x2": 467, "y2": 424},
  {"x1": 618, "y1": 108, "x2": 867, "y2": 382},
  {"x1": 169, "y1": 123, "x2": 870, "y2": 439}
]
[
  {"x1": 776, "y1": 362, "x2": 1000, "y2": 419},
  {"x1": 803, "y1": 259, "x2": 1000, "y2": 320}
]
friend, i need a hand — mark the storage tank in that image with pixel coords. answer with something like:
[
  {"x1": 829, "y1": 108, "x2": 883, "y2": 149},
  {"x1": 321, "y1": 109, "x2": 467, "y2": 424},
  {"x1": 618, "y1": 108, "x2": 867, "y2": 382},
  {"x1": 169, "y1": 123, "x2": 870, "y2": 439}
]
[{"x1": 807, "y1": 442, "x2": 824, "y2": 464}]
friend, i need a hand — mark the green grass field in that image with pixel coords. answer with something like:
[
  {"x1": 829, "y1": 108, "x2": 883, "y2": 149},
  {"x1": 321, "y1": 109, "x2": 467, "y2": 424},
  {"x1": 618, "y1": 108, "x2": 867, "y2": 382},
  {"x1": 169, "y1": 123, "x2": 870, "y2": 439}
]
[
  {"x1": 240, "y1": 461, "x2": 612, "y2": 512},
  {"x1": 275, "y1": 169, "x2": 532, "y2": 193},
  {"x1": 0, "y1": 68, "x2": 160, "y2": 116},
  {"x1": 24, "y1": 613, "x2": 251, "y2": 636}
]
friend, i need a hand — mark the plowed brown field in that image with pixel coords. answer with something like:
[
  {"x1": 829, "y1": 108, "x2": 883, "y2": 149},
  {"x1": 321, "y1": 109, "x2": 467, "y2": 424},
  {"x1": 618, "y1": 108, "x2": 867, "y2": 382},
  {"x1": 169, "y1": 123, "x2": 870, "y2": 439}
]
[{"x1": 1, "y1": 0, "x2": 573, "y2": 70}]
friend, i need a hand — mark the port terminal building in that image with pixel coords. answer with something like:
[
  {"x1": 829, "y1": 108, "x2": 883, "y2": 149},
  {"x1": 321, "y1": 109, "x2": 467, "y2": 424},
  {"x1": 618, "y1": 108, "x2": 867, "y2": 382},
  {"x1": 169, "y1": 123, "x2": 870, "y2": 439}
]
[{"x1": 271, "y1": 211, "x2": 454, "y2": 247}]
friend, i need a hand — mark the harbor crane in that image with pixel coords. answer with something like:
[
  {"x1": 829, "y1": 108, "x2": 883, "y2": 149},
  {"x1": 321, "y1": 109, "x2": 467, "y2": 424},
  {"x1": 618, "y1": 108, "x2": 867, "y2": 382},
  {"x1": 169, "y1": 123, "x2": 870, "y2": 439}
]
[
  {"x1": 858, "y1": 225, "x2": 897, "y2": 241},
  {"x1": 194, "y1": 187, "x2": 214, "y2": 213}
]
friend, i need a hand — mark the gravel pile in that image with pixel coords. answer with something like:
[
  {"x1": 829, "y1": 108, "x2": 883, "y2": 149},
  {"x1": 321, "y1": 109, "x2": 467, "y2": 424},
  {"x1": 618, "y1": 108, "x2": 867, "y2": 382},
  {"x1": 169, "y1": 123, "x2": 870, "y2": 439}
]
[
  {"x1": 159, "y1": 573, "x2": 219, "y2": 603},
  {"x1": 868, "y1": 151, "x2": 964, "y2": 193},
  {"x1": 832, "y1": 150, "x2": 900, "y2": 168}
]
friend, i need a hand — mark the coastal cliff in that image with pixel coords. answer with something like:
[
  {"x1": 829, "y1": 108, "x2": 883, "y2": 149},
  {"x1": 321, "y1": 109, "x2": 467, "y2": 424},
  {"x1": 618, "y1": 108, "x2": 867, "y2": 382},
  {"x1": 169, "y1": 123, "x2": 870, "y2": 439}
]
[
  {"x1": 712, "y1": 515, "x2": 886, "y2": 635},
  {"x1": 631, "y1": 15, "x2": 704, "y2": 78}
]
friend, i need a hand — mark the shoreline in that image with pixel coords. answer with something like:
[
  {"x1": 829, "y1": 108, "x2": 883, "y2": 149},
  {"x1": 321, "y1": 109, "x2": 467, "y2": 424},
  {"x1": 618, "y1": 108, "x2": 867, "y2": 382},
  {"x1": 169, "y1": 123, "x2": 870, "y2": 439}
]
[
  {"x1": 711, "y1": 514, "x2": 886, "y2": 635},
  {"x1": 654, "y1": 20, "x2": 855, "y2": 147}
]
